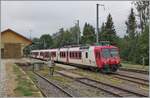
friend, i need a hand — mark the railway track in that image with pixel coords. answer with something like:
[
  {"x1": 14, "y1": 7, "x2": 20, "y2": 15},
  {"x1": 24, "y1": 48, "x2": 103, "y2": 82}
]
[
  {"x1": 28, "y1": 59, "x2": 149, "y2": 86},
  {"x1": 56, "y1": 71, "x2": 148, "y2": 97},
  {"x1": 33, "y1": 72, "x2": 74, "y2": 97},
  {"x1": 16, "y1": 59, "x2": 149, "y2": 97},
  {"x1": 54, "y1": 62, "x2": 149, "y2": 86},
  {"x1": 112, "y1": 74, "x2": 149, "y2": 86},
  {"x1": 119, "y1": 68, "x2": 149, "y2": 74},
  {"x1": 115, "y1": 70, "x2": 149, "y2": 82}
]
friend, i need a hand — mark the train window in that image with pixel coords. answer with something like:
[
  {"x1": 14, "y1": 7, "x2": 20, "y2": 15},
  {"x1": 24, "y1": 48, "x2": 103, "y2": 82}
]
[
  {"x1": 75, "y1": 52, "x2": 77, "y2": 59},
  {"x1": 60, "y1": 52, "x2": 61, "y2": 57},
  {"x1": 71, "y1": 52, "x2": 72, "y2": 58},
  {"x1": 70, "y1": 52, "x2": 71, "y2": 58},
  {"x1": 79, "y1": 52, "x2": 81, "y2": 59},
  {"x1": 53, "y1": 52, "x2": 56, "y2": 57},
  {"x1": 86, "y1": 52, "x2": 88, "y2": 58},
  {"x1": 72, "y1": 52, "x2": 74, "y2": 58},
  {"x1": 77, "y1": 52, "x2": 79, "y2": 59},
  {"x1": 64, "y1": 52, "x2": 65, "y2": 58},
  {"x1": 102, "y1": 49, "x2": 111, "y2": 58}
]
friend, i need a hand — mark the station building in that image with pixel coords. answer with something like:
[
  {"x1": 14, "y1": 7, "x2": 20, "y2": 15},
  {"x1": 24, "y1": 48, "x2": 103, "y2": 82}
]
[{"x1": 1, "y1": 29, "x2": 32, "y2": 58}]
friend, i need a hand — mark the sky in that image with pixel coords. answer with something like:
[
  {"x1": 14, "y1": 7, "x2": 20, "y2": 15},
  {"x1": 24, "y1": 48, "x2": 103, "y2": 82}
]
[{"x1": 1, "y1": 1, "x2": 134, "y2": 39}]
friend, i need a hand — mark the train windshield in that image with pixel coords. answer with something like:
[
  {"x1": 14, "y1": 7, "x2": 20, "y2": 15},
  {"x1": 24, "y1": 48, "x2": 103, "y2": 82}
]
[
  {"x1": 102, "y1": 48, "x2": 118, "y2": 58},
  {"x1": 110, "y1": 48, "x2": 119, "y2": 57},
  {"x1": 102, "y1": 49, "x2": 111, "y2": 58}
]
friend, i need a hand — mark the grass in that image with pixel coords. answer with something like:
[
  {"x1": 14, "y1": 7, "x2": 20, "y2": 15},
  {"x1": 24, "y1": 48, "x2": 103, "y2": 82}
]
[
  {"x1": 13, "y1": 64, "x2": 42, "y2": 97},
  {"x1": 121, "y1": 61, "x2": 149, "y2": 71},
  {"x1": 37, "y1": 66, "x2": 73, "y2": 86}
]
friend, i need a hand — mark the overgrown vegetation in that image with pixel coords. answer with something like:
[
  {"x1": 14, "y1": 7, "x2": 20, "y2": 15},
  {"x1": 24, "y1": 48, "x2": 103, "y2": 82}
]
[
  {"x1": 24, "y1": 1, "x2": 149, "y2": 65},
  {"x1": 13, "y1": 64, "x2": 41, "y2": 96}
]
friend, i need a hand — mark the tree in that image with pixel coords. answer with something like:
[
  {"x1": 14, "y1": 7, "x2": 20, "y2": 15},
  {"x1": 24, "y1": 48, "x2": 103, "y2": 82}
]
[
  {"x1": 70, "y1": 24, "x2": 81, "y2": 45},
  {"x1": 40, "y1": 34, "x2": 53, "y2": 49},
  {"x1": 125, "y1": 8, "x2": 137, "y2": 39},
  {"x1": 81, "y1": 22, "x2": 96, "y2": 44},
  {"x1": 138, "y1": 25, "x2": 149, "y2": 65},
  {"x1": 134, "y1": 1, "x2": 149, "y2": 32},
  {"x1": 60, "y1": 30, "x2": 73, "y2": 46},
  {"x1": 23, "y1": 37, "x2": 41, "y2": 56},
  {"x1": 124, "y1": 8, "x2": 138, "y2": 63},
  {"x1": 134, "y1": 1, "x2": 149, "y2": 65},
  {"x1": 99, "y1": 22, "x2": 106, "y2": 41},
  {"x1": 52, "y1": 28, "x2": 65, "y2": 48},
  {"x1": 99, "y1": 14, "x2": 118, "y2": 45}
]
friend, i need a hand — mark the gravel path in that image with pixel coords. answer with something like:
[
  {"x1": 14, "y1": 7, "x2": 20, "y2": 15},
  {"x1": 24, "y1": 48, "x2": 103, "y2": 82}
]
[{"x1": 0, "y1": 60, "x2": 7, "y2": 97}]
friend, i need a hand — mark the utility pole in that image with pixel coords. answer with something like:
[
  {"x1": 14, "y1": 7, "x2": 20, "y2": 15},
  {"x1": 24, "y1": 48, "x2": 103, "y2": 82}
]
[
  {"x1": 77, "y1": 20, "x2": 80, "y2": 45},
  {"x1": 96, "y1": 4, "x2": 104, "y2": 43},
  {"x1": 96, "y1": 4, "x2": 99, "y2": 43}
]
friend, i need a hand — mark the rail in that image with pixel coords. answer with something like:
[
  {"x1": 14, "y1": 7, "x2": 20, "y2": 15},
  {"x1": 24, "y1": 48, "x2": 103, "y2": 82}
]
[{"x1": 33, "y1": 71, "x2": 74, "y2": 97}]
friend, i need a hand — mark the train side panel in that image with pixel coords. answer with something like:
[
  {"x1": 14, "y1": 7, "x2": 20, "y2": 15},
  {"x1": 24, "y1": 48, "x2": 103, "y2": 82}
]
[{"x1": 67, "y1": 47, "x2": 83, "y2": 65}]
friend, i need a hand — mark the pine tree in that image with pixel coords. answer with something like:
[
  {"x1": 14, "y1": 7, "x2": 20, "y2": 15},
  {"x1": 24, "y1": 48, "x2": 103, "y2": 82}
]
[
  {"x1": 125, "y1": 8, "x2": 137, "y2": 39},
  {"x1": 100, "y1": 13, "x2": 117, "y2": 44},
  {"x1": 40, "y1": 34, "x2": 53, "y2": 49},
  {"x1": 99, "y1": 22, "x2": 105, "y2": 41},
  {"x1": 134, "y1": 1, "x2": 149, "y2": 32},
  {"x1": 134, "y1": 1, "x2": 149, "y2": 65},
  {"x1": 81, "y1": 22, "x2": 96, "y2": 44},
  {"x1": 125, "y1": 8, "x2": 138, "y2": 63}
]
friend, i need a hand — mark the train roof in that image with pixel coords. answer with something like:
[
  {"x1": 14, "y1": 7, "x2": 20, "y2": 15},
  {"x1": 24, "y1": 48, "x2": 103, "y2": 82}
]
[
  {"x1": 95, "y1": 45, "x2": 118, "y2": 49},
  {"x1": 31, "y1": 45, "x2": 118, "y2": 52}
]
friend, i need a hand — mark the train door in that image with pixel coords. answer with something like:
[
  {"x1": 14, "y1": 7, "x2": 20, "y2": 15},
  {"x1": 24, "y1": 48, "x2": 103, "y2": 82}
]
[
  {"x1": 82, "y1": 50, "x2": 89, "y2": 65},
  {"x1": 95, "y1": 51, "x2": 101, "y2": 68}
]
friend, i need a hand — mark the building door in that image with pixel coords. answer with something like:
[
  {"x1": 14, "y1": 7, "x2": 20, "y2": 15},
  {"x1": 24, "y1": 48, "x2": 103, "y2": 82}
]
[{"x1": 4, "y1": 43, "x2": 21, "y2": 58}]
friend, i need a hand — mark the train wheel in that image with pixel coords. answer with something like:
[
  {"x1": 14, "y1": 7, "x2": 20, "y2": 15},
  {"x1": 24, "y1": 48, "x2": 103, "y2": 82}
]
[{"x1": 111, "y1": 65, "x2": 118, "y2": 72}]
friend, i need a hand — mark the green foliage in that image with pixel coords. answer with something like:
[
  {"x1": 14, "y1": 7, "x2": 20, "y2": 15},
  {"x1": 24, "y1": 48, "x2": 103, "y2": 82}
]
[
  {"x1": 52, "y1": 25, "x2": 81, "y2": 48},
  {"x1": 70, "y1": 24, "x2": 81, "y2": 44},
  {"x1": 137, "y1": 25, "x2": 149, "y2": 65},
  {"x1": 40, "y1": 34, "x2": 53, "y2": 49},
  {"x1": 13, "y1": 65, "x2": 39, "y2": 96},
  {"x1": 134, "y1": 1, "x2": 149, "y2": 31},
  {"x1": 52, "y1": 28, "x2": 64, "y2": 48},
  {"x1": 125, "y1": 8, "x2": 137, "y2": 39},
  {"x1": 23, "y1": 37, "x2": 41, "y2": 56},
  {"x1": 81, "y1": 22, "x2": 96, "y2": 44},
  {"x1": 120, "y1": 1, "x2": 149, "y2": 65},
  {"x1": 99, "y1": 13, "x2": 119, "y2": 45},
  {"x1": 124, "y1": 8, "x2": 138, "y2": 63}
]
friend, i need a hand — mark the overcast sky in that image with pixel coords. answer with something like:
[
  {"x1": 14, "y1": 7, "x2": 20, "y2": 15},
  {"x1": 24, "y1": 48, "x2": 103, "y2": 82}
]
[{"x1": 1, "y1": 1, "x2": 134, "y2": 39}]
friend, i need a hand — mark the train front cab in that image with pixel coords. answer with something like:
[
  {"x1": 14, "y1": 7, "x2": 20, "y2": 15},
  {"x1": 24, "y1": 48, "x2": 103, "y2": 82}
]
[{"x1": 94, "y1": 46, "x2": 121, "y2": 73}]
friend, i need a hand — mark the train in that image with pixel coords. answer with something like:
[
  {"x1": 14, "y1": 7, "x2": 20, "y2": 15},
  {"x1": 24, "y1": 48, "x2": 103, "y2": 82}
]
[{"x1": 30, "y1": 44, "x2": 121, "y2": 73}]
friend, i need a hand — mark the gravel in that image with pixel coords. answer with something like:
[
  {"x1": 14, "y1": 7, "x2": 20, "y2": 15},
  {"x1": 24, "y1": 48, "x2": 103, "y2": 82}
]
[
  {"x1": 0, "y1": 60, "x2": 7, "y2": 97},
  {"x1": 35, "y1": 73, "x2": 72, "y2": 97}
]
